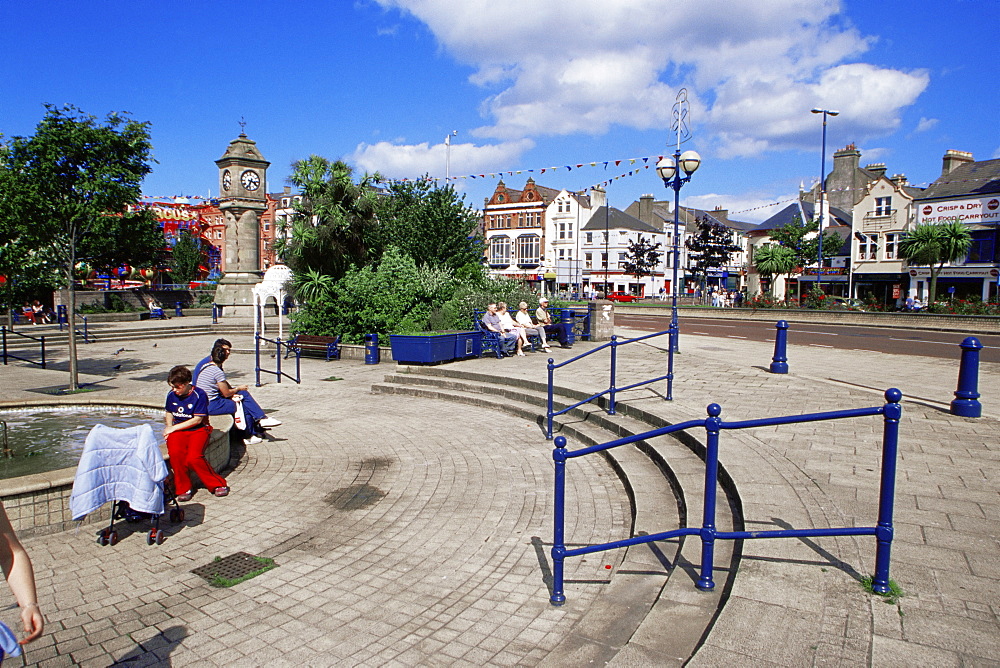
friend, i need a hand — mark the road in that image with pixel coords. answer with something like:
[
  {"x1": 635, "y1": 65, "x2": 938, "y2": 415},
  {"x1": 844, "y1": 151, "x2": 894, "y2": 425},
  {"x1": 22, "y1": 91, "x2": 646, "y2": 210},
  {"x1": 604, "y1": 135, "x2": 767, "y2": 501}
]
[{"x1": 617, "y1": 313, "x2": 1000, "y2": 364}]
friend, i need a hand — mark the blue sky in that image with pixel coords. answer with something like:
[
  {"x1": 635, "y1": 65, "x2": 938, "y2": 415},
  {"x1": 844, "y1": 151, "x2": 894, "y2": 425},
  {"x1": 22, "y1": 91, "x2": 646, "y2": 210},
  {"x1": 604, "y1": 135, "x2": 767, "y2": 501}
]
[{"x1": 2, "y1": 0, "x2": 997, "y2": 222}]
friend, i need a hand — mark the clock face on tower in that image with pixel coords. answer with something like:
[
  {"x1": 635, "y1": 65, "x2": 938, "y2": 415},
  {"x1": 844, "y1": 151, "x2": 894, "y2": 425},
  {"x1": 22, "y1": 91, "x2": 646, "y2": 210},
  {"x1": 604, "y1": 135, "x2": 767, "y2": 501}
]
[
  {"x1": 240, "y1": 170, "x2": 260, "y2": 191},
  {"x1": 222, "y1": 170, "x2": 232, "y2": 191}
]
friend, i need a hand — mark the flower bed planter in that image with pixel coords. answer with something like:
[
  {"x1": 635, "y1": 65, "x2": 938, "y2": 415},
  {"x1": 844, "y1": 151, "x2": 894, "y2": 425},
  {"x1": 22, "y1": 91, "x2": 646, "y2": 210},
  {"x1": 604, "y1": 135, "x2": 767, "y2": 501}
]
[{"x1": 390, "y1": 332, "x2": 465, "y2": 365}]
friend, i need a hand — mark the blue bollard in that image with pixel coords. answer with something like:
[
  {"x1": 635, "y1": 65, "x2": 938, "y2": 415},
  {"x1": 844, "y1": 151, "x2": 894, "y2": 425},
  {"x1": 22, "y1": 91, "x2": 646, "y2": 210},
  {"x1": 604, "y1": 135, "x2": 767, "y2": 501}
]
[
  {"x1": 769, "y1": 320, "x2": 789, "y2": 374},
  {"x1": 212, "y1": 303, "x2": 219, "y2": 324},
  {"x1": 364, "y1": 333, "x2": 380, "y2": 365},
  {"x1": 560, "y1": 309, "x2": 575, "y2": 348},
  {"x1": 174, "y1": 301, "x2": 184, "y2": 317},
  {"x1": 950, "y1": 337, "x2": 983, "y2": 418}
]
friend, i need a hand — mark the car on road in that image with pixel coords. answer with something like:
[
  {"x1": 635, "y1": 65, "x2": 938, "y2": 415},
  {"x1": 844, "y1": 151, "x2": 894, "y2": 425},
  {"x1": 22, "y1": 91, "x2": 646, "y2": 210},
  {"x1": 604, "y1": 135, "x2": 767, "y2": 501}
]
[
  {"x1": 826, "y1": 296, "x2": 866, "y2": 311},
  {"x1": 605, "y1": 292, "x2": 641, "y2": 303}
]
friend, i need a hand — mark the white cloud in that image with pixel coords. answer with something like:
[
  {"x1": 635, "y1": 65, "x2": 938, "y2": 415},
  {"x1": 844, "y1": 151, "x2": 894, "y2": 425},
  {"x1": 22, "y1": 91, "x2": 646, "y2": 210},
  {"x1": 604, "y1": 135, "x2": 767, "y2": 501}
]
[
  {"x1": 373, "y1": 0, "x2": 929, "y2": 156},
  {"x1": 915, "y1": 117, "x2": 939, "y2": 133},
  {"x1": 349, "y1": 138, "x2": 534, "y2": 180}
]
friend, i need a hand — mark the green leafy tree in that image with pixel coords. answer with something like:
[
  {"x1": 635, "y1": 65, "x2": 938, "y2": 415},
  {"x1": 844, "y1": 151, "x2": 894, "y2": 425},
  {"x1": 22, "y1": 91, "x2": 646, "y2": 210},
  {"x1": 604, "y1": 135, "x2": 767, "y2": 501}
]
[
  {"x1": 276, "y1": 156, "x2": 382, "y2": 281},
  {"x1": 620, "y1": 235, "x2": 662, "y2": 294},
  {"x1": 769, "y1": 216, "x2": 844, "y2": 272},
  {"x1": 752, "y1": 244, "x2": 796, "y2": 296},
  {"x1": 372, "y1": 178, "x2": 484, "y2": 272},
  {"x1": 81, "y1": 208, "x2": 164, "y2": 281},
  {"x1": 0, "y1": 104, "x2": 154, "y2": 389},
  {"x1": 292, "y1": 267, "x2": 335, "y2": 304},
  {"x1": 898, "y1": 220, "x2": 973, "y2": 301},
  {"x1": 685, "y1": 215, "x2": 742, "y2": 298},
  {"x1": 168, "y1": 228, "x2": 204, "y2": 285}
]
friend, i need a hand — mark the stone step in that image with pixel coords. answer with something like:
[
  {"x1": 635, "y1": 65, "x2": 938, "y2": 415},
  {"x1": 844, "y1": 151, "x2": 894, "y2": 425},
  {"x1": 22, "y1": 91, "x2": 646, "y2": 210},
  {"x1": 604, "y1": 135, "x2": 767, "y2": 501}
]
[
  {"x1": 373, "y1": 368, "x2": 740, "y2": 665},
  {"x1": 2, "y1": 323, "x2": 241, "y2": 349}
]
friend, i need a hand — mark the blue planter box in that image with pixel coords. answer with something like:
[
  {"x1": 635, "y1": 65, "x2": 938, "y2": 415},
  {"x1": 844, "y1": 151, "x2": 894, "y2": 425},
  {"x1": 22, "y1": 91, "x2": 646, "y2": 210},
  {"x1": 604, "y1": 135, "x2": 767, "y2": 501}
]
[
  {"x1": 390, "y1": 333, "x2": 459, "y2": 364},
  {"x1": 454, "y1": 331, "x2": 482, "y2": 359}
]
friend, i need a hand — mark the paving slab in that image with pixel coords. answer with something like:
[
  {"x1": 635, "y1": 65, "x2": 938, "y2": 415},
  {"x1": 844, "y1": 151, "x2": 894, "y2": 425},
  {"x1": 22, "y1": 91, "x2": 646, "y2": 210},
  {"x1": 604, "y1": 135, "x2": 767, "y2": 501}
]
[{"x1": 0, "y1": 315, "x2": 996, "y2": 665}]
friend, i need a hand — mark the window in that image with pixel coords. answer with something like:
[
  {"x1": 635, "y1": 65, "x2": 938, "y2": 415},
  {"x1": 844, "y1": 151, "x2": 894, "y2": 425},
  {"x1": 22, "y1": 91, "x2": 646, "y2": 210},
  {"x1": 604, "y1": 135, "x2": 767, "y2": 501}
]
[
  {"x1": 263, "y1": 223, "x2": 270, "y2": 231},
  {"x1": 281, "y1": 198, "x2": 289, "y2": 207},
  {"x1": 874, "y1": 197, "x2": 892, "y2": 216},
  {"x1": 586, "y1": 232, "x2": 593, "y2": 243},
  {"x1": 516, "y1": 234, "x2": 540, "y2": 264},
  {"x1": 884, "y1": 233, "x2": 897, "y2": 260},
  {"x1": 559, "y1": 223, "x2": 566, "y2": 239},
  {"x1": 968, "y1": 230, "x2": 996, "y2": 263},
  {"x1": 566, "y1": 223, "x2": 573, "y2": 239},
  {"x1": 601, "y1": 253, "x2": 608, "y2": 268},
  {"x1": 617, "y1": 252, "x2": 626, "y2": 267},
  {"x1": 558, "y1": 249, "x2": 565, "y2": 259},
  {"x1": 489, "y1": 236, "x2": 512, "y2": 264},
  {"x1": 585, "y1": 253, "x2": 592, "y2": 268},
  {"x1": 216, "y1": 231, "x2": 223, "y2": 240},
  {"x1": 858, "y1": 233, "x2": 878, "y2": 260},
  {"x1": 503, "y1": 214, "x2": 512, "y2": 229}
]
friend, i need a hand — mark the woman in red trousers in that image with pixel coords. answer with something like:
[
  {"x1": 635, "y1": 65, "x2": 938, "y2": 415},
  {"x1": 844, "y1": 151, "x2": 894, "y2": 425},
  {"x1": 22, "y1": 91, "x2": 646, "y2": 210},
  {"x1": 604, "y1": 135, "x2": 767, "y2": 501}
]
[{"x1": 163, "y1": 365, "x2": 229, "y2": 500}]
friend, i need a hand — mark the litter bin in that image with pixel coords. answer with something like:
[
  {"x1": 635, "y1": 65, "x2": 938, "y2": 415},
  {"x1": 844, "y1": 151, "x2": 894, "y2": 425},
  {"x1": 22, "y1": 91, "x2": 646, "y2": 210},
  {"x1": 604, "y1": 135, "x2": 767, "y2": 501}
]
[
  {"x1": 559, "y1": 309, "x2": 576, "y2": 347},
  {"x1": 174, "y1": 301, "x2": 184, "y2": 317},
  {"x1": 364, "y1": 333, "x2": 380, "y2": 365}
]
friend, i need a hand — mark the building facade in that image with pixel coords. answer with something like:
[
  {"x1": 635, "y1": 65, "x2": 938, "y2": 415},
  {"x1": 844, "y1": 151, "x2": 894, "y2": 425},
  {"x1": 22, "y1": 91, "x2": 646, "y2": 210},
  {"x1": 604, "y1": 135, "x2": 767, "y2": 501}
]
[{"x1": 910, "y1": 151, "x2": 1000, "y2": 302}]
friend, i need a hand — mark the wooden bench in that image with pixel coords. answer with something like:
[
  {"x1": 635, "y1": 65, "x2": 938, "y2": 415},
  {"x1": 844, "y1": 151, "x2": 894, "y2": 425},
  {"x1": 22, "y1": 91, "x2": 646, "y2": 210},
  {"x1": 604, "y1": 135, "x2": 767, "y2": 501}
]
[{"x1": 285, "y1": 334, "x2": 341, "y2": 361}]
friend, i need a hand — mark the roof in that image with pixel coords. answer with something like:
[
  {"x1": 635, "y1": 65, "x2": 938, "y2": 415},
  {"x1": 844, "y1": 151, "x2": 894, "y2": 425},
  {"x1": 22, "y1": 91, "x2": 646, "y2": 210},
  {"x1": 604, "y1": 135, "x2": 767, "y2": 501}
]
[
  {"x1": 752, "y1": 201, "x2": 851, "y2": 233},
  {"x1": 917, "y1": 158, "x2": 1000, "y2": 201},
  {"x1": 582, "y1": 206, "x2": 661, "y2": 233},
  {"x1": 622, "y1": 199, "x2": 754, "y2": 232}
]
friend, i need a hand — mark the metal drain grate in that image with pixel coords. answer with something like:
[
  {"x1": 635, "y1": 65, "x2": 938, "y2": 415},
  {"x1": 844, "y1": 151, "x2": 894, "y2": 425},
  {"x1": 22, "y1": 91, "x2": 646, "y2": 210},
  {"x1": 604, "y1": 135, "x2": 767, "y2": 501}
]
[{"x1": 192, "y1": 552, "x2": 277, "y2": 586}]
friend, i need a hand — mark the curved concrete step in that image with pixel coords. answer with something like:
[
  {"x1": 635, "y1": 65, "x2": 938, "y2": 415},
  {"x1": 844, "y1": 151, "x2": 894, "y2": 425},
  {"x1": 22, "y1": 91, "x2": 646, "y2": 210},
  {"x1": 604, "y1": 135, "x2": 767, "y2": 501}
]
[{"x1": 373, "y1": 367, "x2": 740, "y2": 665}]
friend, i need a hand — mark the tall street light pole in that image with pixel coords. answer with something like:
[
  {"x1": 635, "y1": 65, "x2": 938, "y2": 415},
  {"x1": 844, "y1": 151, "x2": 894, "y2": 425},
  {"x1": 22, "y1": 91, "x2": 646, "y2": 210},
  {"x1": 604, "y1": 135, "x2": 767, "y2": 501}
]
[
  {"x1": 445, "y1": 130, "x2": 457, "y2": 183},
  {"x1": 657, "y1": 149, "x2": 701, "y2": 351},
  {"x1": 811, "y1": 108, "x2": 838, "y2": 291}
]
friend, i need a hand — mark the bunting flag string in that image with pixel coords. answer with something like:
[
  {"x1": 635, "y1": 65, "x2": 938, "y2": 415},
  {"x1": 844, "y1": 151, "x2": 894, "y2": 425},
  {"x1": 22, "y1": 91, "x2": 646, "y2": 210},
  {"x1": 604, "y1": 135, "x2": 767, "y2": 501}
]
[{"x1": 375, "y1": 153, "x2": 667, "y2": 187}]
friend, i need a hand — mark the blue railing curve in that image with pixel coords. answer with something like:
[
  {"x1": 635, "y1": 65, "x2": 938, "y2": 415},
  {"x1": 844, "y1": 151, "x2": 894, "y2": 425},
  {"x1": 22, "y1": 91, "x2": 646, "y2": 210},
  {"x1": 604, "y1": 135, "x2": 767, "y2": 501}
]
[
  {"x1": 255, "y1": 333, "x2": 301, "y2": 386},
  {"x1": 546, "y1": 326, "x2": 677, "y2": 439},
  {"x1": 550, "y1": 387, "x2": 902, "y2": 605}
]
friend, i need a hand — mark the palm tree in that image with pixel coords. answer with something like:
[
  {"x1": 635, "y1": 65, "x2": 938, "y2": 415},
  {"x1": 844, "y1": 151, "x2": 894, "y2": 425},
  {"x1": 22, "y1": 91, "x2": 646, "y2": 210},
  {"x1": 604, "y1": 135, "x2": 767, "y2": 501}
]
[
  {"x1": 898, "y1": 221, "x2": 972, "y2": 302},
  {"x1": 752, "y1": 244, "x2": 797, "y2": 297}
]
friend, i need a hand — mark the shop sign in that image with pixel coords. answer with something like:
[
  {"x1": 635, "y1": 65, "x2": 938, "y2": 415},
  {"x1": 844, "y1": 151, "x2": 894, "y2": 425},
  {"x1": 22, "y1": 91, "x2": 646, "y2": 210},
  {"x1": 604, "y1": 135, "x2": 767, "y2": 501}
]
[
  {"x1": 917, "y1": 196, "x2": 1000, "y2": 225},
  {"x1": 908, "y1": 267, "x2": 1000, "y2": 278}
]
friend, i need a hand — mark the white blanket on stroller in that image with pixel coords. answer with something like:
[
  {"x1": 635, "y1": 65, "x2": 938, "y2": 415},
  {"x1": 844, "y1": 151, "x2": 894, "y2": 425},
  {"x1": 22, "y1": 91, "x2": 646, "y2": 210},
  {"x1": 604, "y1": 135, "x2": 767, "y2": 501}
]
[{"x1": 70, "y1": 423, "x2": 169, "y2": 521}]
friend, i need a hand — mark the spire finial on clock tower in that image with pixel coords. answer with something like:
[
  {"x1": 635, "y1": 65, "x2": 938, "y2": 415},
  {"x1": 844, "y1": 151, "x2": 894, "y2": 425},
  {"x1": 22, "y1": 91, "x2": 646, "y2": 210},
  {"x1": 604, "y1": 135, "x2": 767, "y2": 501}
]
[{"x1": 238, "y1": 116, "x2": 247, "y2": 135}]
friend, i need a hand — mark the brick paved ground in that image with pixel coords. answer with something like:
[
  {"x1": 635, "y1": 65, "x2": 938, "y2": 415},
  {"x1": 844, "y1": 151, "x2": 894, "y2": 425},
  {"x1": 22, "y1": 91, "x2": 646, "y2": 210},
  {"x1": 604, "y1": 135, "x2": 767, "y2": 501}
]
[{"x1": 0, "y1": 316, "x2": 996, "y2": 665}]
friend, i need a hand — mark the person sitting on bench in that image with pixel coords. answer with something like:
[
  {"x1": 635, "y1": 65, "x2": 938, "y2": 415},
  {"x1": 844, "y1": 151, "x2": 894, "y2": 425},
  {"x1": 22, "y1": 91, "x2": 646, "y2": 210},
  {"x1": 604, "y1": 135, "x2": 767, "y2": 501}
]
[
  {"x1": 515, "y1": 301, "x2": 550, "y2": 352},
  {"x1": 481, "y1": 303, "x2": 518, "y2": 356}
]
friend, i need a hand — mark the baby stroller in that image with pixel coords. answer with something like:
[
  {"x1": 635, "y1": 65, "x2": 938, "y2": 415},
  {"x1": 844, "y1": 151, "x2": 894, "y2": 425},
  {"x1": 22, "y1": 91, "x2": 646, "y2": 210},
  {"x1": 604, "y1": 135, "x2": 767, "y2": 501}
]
[
  {"x1": 70, "y1": 423, "x2": 184, "y2": 547},
  {"x1": 106, "y1": 472, "x2": 185, "y2": 545}
]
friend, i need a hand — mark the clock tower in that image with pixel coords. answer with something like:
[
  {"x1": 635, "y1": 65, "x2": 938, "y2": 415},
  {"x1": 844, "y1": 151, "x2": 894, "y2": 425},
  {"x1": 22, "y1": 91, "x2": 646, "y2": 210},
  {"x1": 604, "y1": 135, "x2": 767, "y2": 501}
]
[{"x1": 214, "y1": 132, "x2": 270, "y2": 314}]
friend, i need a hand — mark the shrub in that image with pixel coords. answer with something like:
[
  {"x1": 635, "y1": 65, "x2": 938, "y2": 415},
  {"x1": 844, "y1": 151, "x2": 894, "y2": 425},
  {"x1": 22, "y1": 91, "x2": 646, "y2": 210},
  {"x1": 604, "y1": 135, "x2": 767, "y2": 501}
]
[{"x1": 746, "y1": 293, "x2": 791, "y2": 309}]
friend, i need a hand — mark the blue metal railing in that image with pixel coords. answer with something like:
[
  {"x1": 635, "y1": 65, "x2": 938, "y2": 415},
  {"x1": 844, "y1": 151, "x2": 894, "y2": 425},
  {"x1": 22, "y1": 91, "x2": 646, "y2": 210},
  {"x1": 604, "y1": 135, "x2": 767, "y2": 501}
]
[
  {"x1": 255, "y1": 333, "x2": 301, "y2": 386},
  {"x1": 1, "y1": 327, "x2": 46, "y2": 369},
  {"x1": 546, "y1": 326, "x2": 677, "y2": 439},
  {"x1": 550, "y1": 388, "x2": 903, "y2": 605}
]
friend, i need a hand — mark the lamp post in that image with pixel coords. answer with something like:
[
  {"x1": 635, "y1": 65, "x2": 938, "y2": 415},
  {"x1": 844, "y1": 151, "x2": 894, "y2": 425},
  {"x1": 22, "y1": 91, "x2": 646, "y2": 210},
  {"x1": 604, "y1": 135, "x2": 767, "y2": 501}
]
[
  {"x1": 657, "y1": 149, "x2": 701, "y2": 350},
  {"x1": 445, "y1": 130, "x2": 457, "y2": 183},
  {"x1": 810, "y1": 108, "x2": 838, "y2": 290}
]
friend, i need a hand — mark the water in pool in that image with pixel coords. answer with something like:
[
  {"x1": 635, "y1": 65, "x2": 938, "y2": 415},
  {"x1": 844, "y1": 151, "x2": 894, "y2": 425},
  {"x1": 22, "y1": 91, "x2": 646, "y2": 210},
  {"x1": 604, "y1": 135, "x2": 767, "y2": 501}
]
[{"x1": 0, "y1": 406, "x2": 161, "y2": 479}]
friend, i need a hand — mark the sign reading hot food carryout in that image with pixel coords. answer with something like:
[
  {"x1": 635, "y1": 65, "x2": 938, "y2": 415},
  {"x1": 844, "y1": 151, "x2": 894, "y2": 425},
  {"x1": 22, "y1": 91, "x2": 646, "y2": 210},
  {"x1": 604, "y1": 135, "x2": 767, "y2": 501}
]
[{"x1": 917, "y1": 196, "x2": 1000, "y2": 225}]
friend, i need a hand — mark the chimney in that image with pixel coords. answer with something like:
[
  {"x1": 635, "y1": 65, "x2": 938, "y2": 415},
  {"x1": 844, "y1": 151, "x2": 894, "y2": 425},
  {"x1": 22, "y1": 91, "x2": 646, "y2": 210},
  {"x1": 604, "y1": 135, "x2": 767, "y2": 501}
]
[
  {"x1": 942, "y1": 150, "x2": 974, "y2": 176},
  {"x1": 591, "y1": 186, "x2": 607, "y2": 209},
  {"x1": 890, "y1": 173, "x2": 908, "y2": 187},
  {"x1": 865, "y1": 163, "x2": 887, "y2": 179},
  {"x1": 638, "y1": 194, "x2": 654, "y2": 224},
  {"x1": 283, "y1": 186, "x2": 291, "y2": 195},
  {"x1": 832, "y1": 143, "x2": 861, "y2": 178}
]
